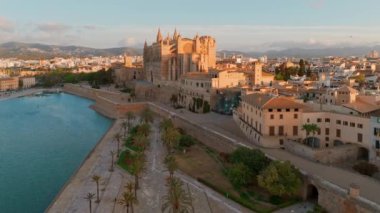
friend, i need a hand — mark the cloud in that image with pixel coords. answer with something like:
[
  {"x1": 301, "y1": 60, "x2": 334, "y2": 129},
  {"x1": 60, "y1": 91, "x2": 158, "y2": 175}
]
[
  {"x1": 0, "y1": 16, "x2": 14, "y2": 32},
  {"x1": 118, "y1": 37, "x2": 139, "y2": 47},
  {"x1": 36, "y1": 23, "x2": 71, "y2": 33}
]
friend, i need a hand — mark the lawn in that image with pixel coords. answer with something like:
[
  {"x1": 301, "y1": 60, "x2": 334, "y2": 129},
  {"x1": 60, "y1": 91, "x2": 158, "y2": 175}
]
[{"x1": 174, "y1": 143, "x2": 300, "y2": 213}]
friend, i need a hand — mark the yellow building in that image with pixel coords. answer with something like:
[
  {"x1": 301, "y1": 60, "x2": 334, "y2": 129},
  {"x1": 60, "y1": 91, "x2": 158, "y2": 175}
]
[
  {"x1": 144, "y1": 29, "x2": 216, "y2": 85},
  {"x1": 0, "y1": 77, "x2": 19, "y2": 91}
]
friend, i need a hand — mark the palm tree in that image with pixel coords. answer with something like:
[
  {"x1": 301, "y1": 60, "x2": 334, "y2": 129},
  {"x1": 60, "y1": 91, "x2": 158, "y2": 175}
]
[
  {"x1": 162, "y1": 127, "x2": 181, "y2": 153},
  {"x1": 118, "y1": 191, "x2": 136, "y2": 213},
  {"x1": 140, "y1": 108, "x2": 153, "y2": 124},
  {"x1": 92, "y1": 175, "x2": 101, "y2": 203},
  {"x1": 121, "y1": 121, "x2": 128, "y2": 137},
  {"x1": 133, "y1": 134, "x2": 149, "y2": 150},
  {"x1": 162, "y1": 177, "x2": 192, "y2": 213},
  {"x1": 164, "y1": 154, "x2": 178, "y2": 179},
  {"x1": 109, "y1": 150, "x2": 115, "y2": 172},
  {"x1": 302, "y1": 123, "x2": 320, "y2": 148},
  {"x1": 125, "y1": 181, "x2": 134, "y2": 194},
  {"x1": 137, "y1": 123, "x2": 150, "y2": 137},
  {"x1": 84, "y1": 193, "x2": 95, "y2": 213},
  {"x1": 159, "y1": 119, "x2": 174, "y2": 132},
  {"x1": 130, "y1": 153, "x2": 145, "y2": 196},
  {"x1": 114, "y1": 133, "x2": 122, "y2": 157},
  {"x1": 126, "y1": 111, "x2": 135, "y2": 130}
]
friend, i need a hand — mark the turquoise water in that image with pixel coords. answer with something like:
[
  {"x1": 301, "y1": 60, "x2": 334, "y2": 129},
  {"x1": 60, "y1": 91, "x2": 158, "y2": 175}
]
[{"x1": 0, "y1": 93, "x2": 113, "y2": 213}]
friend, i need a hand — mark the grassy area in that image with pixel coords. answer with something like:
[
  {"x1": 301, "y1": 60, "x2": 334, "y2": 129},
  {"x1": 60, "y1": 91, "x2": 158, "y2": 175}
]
[
  {"x1": 117, "y1": 150, "x2": 133, "y2": 173},
  {"x1": 174, "y1": 143, "x2": 300, "y2": 212}
]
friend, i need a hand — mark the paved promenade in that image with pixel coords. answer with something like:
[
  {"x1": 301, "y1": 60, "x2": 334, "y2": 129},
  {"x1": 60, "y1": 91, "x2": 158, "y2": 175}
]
[
  {"x1": 151, "y1": 102, "x2": 380, "y2": 206},
  {"x1": 47, "y1": 117, "x2": 252, "y2": 213}
]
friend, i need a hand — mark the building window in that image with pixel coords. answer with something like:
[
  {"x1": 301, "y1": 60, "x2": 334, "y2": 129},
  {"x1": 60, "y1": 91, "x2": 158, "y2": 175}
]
[
  {"x1": 336, "y1": 120, "x2": 341, "y2": 125},
  {"x1": 325, "y1": 128, "x2": 329, "y2": 135},
  {"x1": 336, "y1": 129, "x2": 341, "y2": 138},
  {"x1": 294, "y1": 114, "x2": 298, "y2": 119},
  {"x1": 278, "y1": 126, "x2": 284, "y2": 136},
  {"x1": 277, "y1": 109, "x2": 281, "y2": 112},
  {"x1": 317, "y1": 128, "x2": 321, "y2": 135},
  {"x1": 293, "y1": 126, "x2": 298, "y2": 136},
  {"x1": 317, "y1": 118, "x2": 322, "y2": 123},
  {"x1": 286, "y1": 109, "x2": 290, "y2": 112},
  {"x1": 268, "y1": 109, "x2": 273, "y2": 112},
  {"x1": 343, "y1": 121, "x2": 348, "y2": 126},
  {"x1": 358, "y1": 124, "x2": 363, "y2": 129},
  {"x1": 307, "y1": 118, "x2": 310, "y2": 123},
  {"x1": 270, "y1": 114, "x2": 274, "y2": 119},
  {"x1": 374, "y1": 128, "x2": 380, "y2": 136},
  {"x1": 358, "y1": 133, "x2": 363, "y2": 143},
  {"x1": 280, "y1": 114, "x2": 283, "y2": 119},
  {"x1": 376, "y1": 140, "x2": 380, "y2": 149},
  {"x1": 325, "y1": 137, "x2": 329, "y2": 141},
  {"x1": 295, "y1": 108, "x2": 299, "y2": 112},
  {"x1": 269, "y1": 126, "x2": 274, "y2": 136},
  {"x1": 325, "y1": 118, "x2": 330, "y2": 123}
]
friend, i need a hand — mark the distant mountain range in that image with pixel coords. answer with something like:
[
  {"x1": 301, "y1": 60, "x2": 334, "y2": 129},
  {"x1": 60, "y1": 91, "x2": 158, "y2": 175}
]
[
  {"x1": 0, "y1": 42, "x2": 142, "y2": 59},
  {"x1": 218, "y1": 46, "x2": 380, "y2": 58},
  {"x1": 1, "y1": 42, "x2": 380, "y2": 59}
]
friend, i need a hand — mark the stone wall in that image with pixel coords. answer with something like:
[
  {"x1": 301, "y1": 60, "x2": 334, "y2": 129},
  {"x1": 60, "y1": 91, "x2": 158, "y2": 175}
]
[
  {"x1": 306, "y1": 177, "x2": 380, "y2": 213},
  {"x1": 148, "y1": 103, "x2": 237, "y2": 153},
  {"x1": 285, "y1": 140, "x2": 359, "y2": 164},
  {"x1": 64, "y1": 84, "x2": 130, "y2": 103}
]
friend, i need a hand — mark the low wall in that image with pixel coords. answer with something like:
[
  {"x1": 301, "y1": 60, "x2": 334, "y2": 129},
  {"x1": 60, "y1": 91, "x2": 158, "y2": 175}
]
[
  {"x1": 285, "y1": 140, "x2": 359, "y2": 164},
  {"x1": 148, "y1": 103, "x2": 237, "y2": 153},
  {"x1": 64, "y1": 84, "x2": 130, "y2": 103}
]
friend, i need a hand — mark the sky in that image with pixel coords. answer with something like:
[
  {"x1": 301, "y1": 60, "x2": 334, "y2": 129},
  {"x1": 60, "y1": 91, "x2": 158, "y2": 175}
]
[{"x1": 0, "y1": 0, "x2": 379, "y2": 51}]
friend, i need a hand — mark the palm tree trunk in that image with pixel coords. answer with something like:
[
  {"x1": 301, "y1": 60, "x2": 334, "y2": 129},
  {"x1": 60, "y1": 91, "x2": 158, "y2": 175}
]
[
  {"x1": 135, "y1": 175, "x2": 139, "y2": 191},
  {"x1": 131, "y1": 202, "x2": 134, "y2": 213},
  {"x1": 111, "y1": 154, "x2": 114, "y2": 171},
  {"x1": 96, "y1": 182, "x2": 100, "y2": 202},
  {"x1": 89, "y1": 200, "x2": 92, "y2": 213},
  {"x1": 126, "y1": 204, "x2": 129, "y2": 213},
  {"x1": 117, "y1": 140, "x2": 120, "y2": 157}
]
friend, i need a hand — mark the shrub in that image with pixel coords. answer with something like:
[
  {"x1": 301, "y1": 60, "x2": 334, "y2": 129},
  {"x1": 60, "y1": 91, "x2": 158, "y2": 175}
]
[
  {"x1": 269, "y1": 195, "x2": 284, "y2": 205},
  {"x1": 226, "y1": 163, "x2": 253, "y2": 189},
  {"x1": 179, "y1": 134, "x2": 195, "y2": 148},
  {"x1": 219, "y1": 152, "x2": 231, "y2": 162},
  {"x1": 353, "y1": 162, "x2": 379, "y2": 176},
  {"x1": 230, "y1": 147, "x2": 270, "y2": 174}
]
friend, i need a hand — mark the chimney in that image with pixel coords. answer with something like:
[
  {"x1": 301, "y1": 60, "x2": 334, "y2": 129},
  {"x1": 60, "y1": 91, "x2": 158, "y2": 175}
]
[{"x1": 348, "y1": 183, "x2": 360, "y2": 198}]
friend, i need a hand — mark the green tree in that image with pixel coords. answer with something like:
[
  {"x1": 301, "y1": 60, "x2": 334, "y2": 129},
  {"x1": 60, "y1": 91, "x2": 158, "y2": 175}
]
[
  {"x1": 137, "y1": 123, "x2": 150, "y2": 137},
  {"x1": 162, "y1": 127, "x2": 181, "y2": 153},
  {"x1": 92, "y1": 175, "x2": 101, "y2": 203},
  {"x1": 84, "y1": 193, "x2": 95, "y2": 213},
  {"x1": 130, "y1": 153, "x2": 145, "y2": 196},
  {"x1": 357, "y1": 74, "x2": 366, "y2": 87},
  {"x1": 299, "y1": 59, "x2": 306, "y2": 76},
  {"x1": 109, "y1": 150, "x2": 115, "y2": 172},
  {"x1": 164, "y1": 154, "x2": 178, "y2": 179},
  {"x1": 160, "y1": 119, "x2": 174, "y2": 132},
  {"x1": 114, "y1": 133, "x2": 122, "y2": 157},
  {"x1": 258, "y1": 161, "x2": 302, "y2": 196},
  {"x1": 118, "y1": 191, "x2": 136, "y2": 213},
  {"x1": 133, "y1": 134, "x2": 149, "y2": 150},
  {"x1": 226, "y1": 163, "x2": 253, "y2": 189},
  {"x1": 162, "y1": 177, "x2": 192, "y2": 213},
  {"x1": 121, "y1": 121, "x2": 128, "y2": 137},
  {"x1": 140, "y1": 108, "x2": 154, "y2": 124},
  {"x1": 230, "y1": 147, "x2": 269, "y2": 174},
  {"x1": 302, "y1": 123, "x2": 320, "y2": 148}
]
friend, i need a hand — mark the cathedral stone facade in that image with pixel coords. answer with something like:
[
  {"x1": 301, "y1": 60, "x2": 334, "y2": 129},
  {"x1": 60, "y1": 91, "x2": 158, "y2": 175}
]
[{"x1": 143, "y1": 29, "x2": 216, "y2": 85}]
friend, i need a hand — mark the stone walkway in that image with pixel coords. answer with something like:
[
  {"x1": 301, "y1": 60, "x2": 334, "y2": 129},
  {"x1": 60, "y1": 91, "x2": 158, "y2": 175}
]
[{"x1": 47, "y1": 118, "x2": 253, "y2": 213}]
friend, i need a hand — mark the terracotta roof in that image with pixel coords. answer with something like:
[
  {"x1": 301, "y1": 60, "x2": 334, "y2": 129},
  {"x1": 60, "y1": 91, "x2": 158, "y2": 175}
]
[
  {"x1": 242, "y1": 93, "x2": 305, "y2": 109},
  {"x1": 343, "y1": 101, "x2": 380, "y2": 113}
]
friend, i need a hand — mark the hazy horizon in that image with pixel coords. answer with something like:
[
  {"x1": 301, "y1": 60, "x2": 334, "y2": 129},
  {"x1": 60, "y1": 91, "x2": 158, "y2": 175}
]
[{"x1": 0, "y1": 0, "x2": 380, "y2": 51}]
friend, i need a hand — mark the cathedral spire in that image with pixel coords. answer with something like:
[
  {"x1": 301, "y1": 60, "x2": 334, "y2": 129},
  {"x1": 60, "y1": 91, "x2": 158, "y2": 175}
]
[
  {"x1": 173, "y1": 28, "x2": 178, "y2": 40},
  {"x1": 156, "y1": 28, "x2": 163, "y2": 42},
  {"x1": 144, "y1": 40, "x2": 147, "y2": 49}
]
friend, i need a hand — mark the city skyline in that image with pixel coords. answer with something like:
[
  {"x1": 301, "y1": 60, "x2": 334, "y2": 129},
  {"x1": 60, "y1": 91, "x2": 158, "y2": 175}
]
[{"x1": 0, "y1": 0, "x2": 380, "y2": 51}]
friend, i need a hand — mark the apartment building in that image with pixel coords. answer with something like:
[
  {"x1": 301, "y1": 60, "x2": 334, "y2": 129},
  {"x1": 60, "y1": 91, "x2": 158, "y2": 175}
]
[{"x1": 0, "y1": 77, "x2": 19, "y2": 91}]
